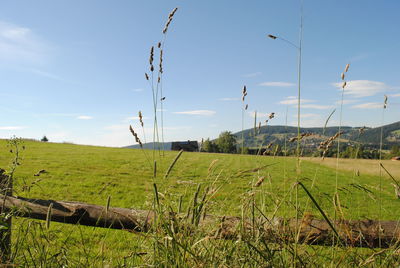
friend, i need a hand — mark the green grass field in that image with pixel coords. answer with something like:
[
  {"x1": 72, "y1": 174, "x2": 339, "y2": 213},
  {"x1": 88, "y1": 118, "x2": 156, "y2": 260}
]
[{"x1": 0, "y1": 139, "x2": 399, "y2": 266}]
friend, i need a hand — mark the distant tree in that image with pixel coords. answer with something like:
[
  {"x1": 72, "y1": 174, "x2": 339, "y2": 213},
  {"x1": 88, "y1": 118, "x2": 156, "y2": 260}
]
[
  {"x1": 41, "y1": 136, "x2": 49, "y2": 142},
  {"x1": 216, "y1": 131, "x2": 237, "y2": 154},
  {"x1": 202, "y1": 138, "x2": 218, "y2": 153},
  {"x1": 390, "y1": 145, "x2": 400, "y2": 156}
]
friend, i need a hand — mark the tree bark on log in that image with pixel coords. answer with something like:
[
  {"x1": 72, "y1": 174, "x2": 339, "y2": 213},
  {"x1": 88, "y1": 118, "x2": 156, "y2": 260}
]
[
  {"x1": 0, "y1": 170, "x2": 12, "y2": 263},
  {"x1": 2, "y1": 194, "x2": 399, "y2": 249}
]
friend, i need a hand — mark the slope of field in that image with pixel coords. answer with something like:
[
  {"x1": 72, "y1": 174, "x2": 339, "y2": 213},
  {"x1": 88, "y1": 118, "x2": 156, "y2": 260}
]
[{"x1": 0, "y1": 139, "x2": 398, "y2": 265}]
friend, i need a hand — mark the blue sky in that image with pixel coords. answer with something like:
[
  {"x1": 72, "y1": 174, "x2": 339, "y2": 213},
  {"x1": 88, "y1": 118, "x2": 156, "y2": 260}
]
[{"x1": 0, "y1": 0, "x2": 399, "y2": 147}]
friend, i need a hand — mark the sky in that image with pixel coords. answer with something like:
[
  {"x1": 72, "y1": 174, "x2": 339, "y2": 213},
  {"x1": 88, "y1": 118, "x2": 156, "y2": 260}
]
[{"x1": 0, "y1": 0, "x2": 399, "y2": 147}]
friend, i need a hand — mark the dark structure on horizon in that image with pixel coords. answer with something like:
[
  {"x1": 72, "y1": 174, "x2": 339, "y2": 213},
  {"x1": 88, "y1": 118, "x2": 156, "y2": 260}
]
[{"x1": 171, "y1": 141, "x2": 199, "y2": 152}]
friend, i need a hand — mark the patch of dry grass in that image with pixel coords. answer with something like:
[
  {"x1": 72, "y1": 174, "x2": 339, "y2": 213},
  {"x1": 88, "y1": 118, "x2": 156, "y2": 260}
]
[{"x1": 304, "y1": 157, "x2": 400, "y2": 178}]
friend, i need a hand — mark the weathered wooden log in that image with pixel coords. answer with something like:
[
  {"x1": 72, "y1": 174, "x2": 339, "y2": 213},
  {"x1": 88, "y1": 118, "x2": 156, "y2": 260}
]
[
  {"x1": 0, "y1": 169, "x2": 12, "y2": 263},
  {"x1": 2, "y1": 194, "x2": 400, "y2": 248}
]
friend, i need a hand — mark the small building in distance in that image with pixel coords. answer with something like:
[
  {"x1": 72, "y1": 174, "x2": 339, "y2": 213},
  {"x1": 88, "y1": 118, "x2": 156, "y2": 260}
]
[{"x1": 171, "y1": 140, "x2": 199, "y2": 152}]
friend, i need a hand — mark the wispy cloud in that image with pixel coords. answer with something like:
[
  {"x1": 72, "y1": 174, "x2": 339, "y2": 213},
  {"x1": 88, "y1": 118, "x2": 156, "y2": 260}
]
[
  {"x1": 279, "y1": 96, "x2": 314, "y2": 105},
  {"x1": 333, "y1": 80, "x2": 390, "y2": 98},
  {"x1": 293, "y1": 113, "x2": 319, "y2": 118},
  {"x1": 173, "y1": 110, "x2": 216, "y2": 116},
  {"x1": 259, "y1": 82, "x2": 295, "y2": 87},
  {"x1": 219, "y1": 97, "x2": 239, "y2": 101},
  {"x1": 0, "y1": 21, "x2": 49, "y2": 64},
  {"x1": 351, "y1": 102, "x2": 382, "y2": 109},
  {"x1": 248, "y1": 111, "x2": 270, "y2": 118},
  {"x1": 126, "y1": 116, "x2": 149, "y2": 121},
  {"x1": 0, "y1": 126, "x2": 26, "y2": 130},
  {"x1": 77, "y1": 115, "x2": 93, "y2": 120},
  {"x1": 279, "y1": 96, "x2": 333, "y2": 109},
  {"x1": 389, "y1": 93, "x2": 400, "y2": 97},
  {"x1": 132, "y1": 88, "x2": 144, "y2": 92},
  {"x1": 30, "y1": 69, "x2": 61, "y2": 80},
  {"x1": 334, "y1": 99, "x2": 358, "y2": 105},
  {"x1": 243, "y1": 72, "x2": 261, "y2": 78},
  {"x1": 302, "y1": 104, "x2": 334, "y2": 110}
]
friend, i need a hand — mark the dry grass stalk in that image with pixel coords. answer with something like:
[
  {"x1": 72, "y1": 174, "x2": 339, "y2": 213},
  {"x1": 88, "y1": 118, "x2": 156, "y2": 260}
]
[
  {"x1": 344, "y1": 63, "x2": 350, "y2": 72},
  {"x1": 162, "y1": 7, "x2": 178, "y2": 34},
  {"x1": 129, "y1": 125, "x2": 143, "y2": 148},
  {"x1": 289, "y1": 132, "x2": 313, "y2": 143},
  {"x1": 384, "y1": 95, "x2": 388, "y2": 109},
  {"x1": 46, "y1": 203, "x2": 53, "y2": 229},
  {"x1": 318, "y1": 131, "x2": 343, "y2": 158},
  {"x1": 254, "y1": 176, "x2": 265, "y2": 187},
  {"x1": 208, "y1": 159, "x2": 219, "y2": 173},
  {"x1": 149, "y1": 46, "x2": 154, "y2": 72},
  {"x1": 242, "y1": 85, "x2": 247, "y2": 101},
  {"x1": 145, "y1": 73, "x2": 149, "y2": 80},
  {"x1": 164, "y1": 149, "x2": 184, "y2": 179},
  {"x1": 138, "y1": 111, "x2": 144, "y2": 127},
  {"x1": 159, "y1": 49, "x2": 163, "y2": 74},
  {"x1": 391, "y1": 183, "x2": 400, "y2": 199},
  {"x1": 268, "y1": 112, "x2": 275, "y2": 119}
]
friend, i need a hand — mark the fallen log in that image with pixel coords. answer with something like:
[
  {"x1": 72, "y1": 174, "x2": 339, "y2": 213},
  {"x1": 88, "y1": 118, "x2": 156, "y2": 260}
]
[{"x1": 2, "y1": 194, "x2": 400, "y2": 248}]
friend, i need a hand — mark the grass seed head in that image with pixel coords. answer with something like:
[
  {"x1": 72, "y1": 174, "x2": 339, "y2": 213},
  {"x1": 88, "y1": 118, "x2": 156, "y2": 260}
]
[
  {"x1": 138, "y1": 111, "x2": 144, "y2": 127},
  {"x1": 254, "y1": 176, "x2": 265, "y2": 187},
  {"x1": 268, "y1": 112, "x2": 275, "y2": 119},
  {"x1": 384, "y1": 95, "x2": 388, "y2": 109},
  {"x1": 344, "y1": 63, "x2": 350, "y2": 72}
]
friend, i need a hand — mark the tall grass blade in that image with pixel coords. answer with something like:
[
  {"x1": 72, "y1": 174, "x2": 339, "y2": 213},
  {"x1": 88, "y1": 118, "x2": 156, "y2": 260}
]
[
  {"x1": 164, "y1": 149, "x2": 183, "y2": 179},
  {"x1": 296, "y1": 181, "x2": 342, "y2": 244}
]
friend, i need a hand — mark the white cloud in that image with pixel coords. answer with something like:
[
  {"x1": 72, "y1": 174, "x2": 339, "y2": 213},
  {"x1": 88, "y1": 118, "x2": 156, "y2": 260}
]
[
  {"x1": 333, "y1": 80, "x2": 390, "y2": 98},
  {"x1": 389, "y1": 93, "x2": 400, "y2": 97},
  {"x1": 248, "y1": 111, "x2": 270, "y2": 118},
  {"x1": 77, "y1": 115, "x2": 93, "y2": 120},
  {"x1": 132, "y1": 88, "x2": 144, "y2": 92},
  {"x1": 293, "y1": 113, "x2": 319, "y2": 118},
  {"x1": 243, "y1": 72, "x2": 262, "y2": 78},
  {"x1": 126, "y1": 116, "x2": 149, "y2": 121},
  {"x1": 0, "y1": 21, "x2": 48, "y2": 64},
  {"x1": 302, "y1": 104, "x2": 334, "y2": 110},
  {"x1": 0, "y1": 126, "x2": 26, "y2": 130},
  {"x1": 279, "y1": 96, "x2": 333, "y2": 109},
  {"x1": 335, "y1": 99, "x2": 358, "y2": 105},
  {"x1": 219, "y1": 97, "x2": 239, "y2": 101},
  {"x1": 259, "y1": 82, "x2": 295, "y2": 87},
  {"x1": 173, "y1": 110, "x2": 216, "y2": 116},
  {"x1": 279, "y1": 96, "x2": 314, "y2": 105},
  {"x1": 30, "y1": 69, "x2": 61, "y2": 80},
  {"x1": 351, "y1": 102, "x2": 383, "y2": 109}
]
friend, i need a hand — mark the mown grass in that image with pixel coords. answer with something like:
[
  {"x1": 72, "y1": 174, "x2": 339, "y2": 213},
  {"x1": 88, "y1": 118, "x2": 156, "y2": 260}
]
[{"x1": 0, "y1": 139, "x2": 399, "y2": 266}]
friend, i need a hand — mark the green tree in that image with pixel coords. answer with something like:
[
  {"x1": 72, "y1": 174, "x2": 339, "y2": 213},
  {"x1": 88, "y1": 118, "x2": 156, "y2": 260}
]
[
  {"x1": 202, "y1": 138, "x2": 218, "y2": 153},
  {"x1": 216, "y1": 131, "x2": 237, "y2": 154},
  {"x1": 41, "y1": 136, "x2": 49, "y2": 142},
  {"x1": 390, "y1": 145, "x2": 399, "y2": 156}
]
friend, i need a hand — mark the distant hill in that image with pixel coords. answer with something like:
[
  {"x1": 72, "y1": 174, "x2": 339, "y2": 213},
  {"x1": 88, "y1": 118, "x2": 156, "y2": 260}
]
[
  {"x1": 124, "y1": 142, "x2": 172, "y2": 150},
  {"x1": 124, "y1": 121, "x2": 400, "y2": 152},
  {"x1": 233, "y1": 121, "x2": 400, "y2": 150}
]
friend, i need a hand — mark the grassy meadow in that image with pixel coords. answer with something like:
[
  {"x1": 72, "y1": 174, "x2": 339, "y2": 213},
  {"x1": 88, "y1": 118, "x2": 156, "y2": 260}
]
[{"x1": 0, "y1": 139, "x2": 399, "y2": 266}]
